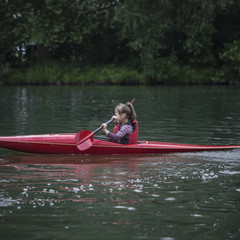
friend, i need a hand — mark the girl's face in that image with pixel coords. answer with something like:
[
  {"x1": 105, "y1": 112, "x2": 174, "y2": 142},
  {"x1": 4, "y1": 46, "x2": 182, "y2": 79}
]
[{"x1": 114, "y1": 110, "x2": 127, "y2": 124}]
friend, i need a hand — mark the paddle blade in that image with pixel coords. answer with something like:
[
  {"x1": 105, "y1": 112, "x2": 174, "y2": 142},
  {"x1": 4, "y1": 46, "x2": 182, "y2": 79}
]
[{"x1": 75, "y1": 130, "x2": 94, "y2": 151}]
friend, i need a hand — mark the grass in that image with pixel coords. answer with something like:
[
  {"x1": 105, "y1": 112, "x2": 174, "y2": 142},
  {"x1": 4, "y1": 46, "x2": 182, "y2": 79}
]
[
  {"x1": 1, "y1": 61, "x2": 239, "y2": 85},
  {"x1": 3, "y1": 63, "x2": 145, "y2": 85}
]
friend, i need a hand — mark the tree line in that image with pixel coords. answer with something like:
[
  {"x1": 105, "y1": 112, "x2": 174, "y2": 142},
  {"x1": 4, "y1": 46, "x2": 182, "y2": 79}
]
[{"x1": 1, "y1": 0, "x2": 240, "y2": 85}]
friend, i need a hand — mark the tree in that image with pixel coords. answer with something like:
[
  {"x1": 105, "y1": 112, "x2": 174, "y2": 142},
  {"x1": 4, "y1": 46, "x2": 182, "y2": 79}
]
[
  {"x1": 0, "y1": 0, "x2": 119, "y2": 65},
  {"x1": 114, "y1": 0, "x2": 240, "y2": 83}
]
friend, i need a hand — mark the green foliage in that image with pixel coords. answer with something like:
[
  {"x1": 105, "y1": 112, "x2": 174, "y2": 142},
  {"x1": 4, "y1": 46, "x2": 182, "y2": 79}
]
[
  {"x1": 0, "y1": 0, "x2": 118, "y2": 64},
  {"x1": 178, "y1": 66, "x2": 213, "y2": 84},
  {"x1": 211, "y1": 40, "x2": 240, "y2": 84},
  {"x1": 152, "y1": 53, "x2": 180, "y2": 84},
  {"x1": 113, "y1": 0, "x2": 240, "y2": 84},
  {"x1": 6, "y1": 63, "x2": 62, "y2": 85},
  {"x1": 4, "y1": 63, "x2": 145, "y2": 85},
  {"x1": 1, "y1": 0, "x2": 240, "y2": 85},
  {"x1": 114, "y1": 0, "x2": 174, "y2": 78}
]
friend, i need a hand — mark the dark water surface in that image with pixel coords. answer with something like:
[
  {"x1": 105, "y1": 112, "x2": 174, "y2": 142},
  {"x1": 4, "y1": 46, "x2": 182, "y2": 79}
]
[{"x1": 0, "y1": 85, "x2": 240, "y2": 240}]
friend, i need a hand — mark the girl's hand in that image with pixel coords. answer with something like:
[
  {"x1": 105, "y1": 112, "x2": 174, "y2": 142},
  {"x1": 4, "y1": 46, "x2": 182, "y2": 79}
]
[
  {"x1": 112, "y1": 115, "x2": 117, "y2": 122},
  {"x1": 102, "y1": 123, "x2": 107, "y2": 130},
  {"x1": 101, "y1": 123, "x2": 109, "y2": 135}
]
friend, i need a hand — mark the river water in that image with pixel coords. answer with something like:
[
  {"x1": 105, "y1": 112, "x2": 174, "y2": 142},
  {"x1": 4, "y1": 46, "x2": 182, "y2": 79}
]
[{"x1": 0, "y1": 85, "x2": 240, "y2": 240}]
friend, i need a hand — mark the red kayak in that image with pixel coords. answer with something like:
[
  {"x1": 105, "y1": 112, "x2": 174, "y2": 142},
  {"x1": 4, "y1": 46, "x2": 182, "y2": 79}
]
[{"x1": 0, "y1": 134, "x2": 239, "y2": 154}]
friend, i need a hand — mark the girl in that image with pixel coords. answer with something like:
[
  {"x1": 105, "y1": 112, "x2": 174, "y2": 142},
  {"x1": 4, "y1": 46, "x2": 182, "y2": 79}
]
[{"x1": 102, "y1": 102, "x2": 139, "y2": 144}]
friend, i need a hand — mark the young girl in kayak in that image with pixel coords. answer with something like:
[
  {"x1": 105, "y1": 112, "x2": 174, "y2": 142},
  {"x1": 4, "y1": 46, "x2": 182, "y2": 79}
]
[{"x1": 102, "y1": 102, "x2": 138, "y2": 144}]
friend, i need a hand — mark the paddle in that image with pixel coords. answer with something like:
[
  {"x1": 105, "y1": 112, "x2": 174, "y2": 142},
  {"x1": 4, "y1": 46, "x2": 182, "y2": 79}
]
[
  {"x1": 75, "y1": 118, "x2": 113, "y2": 151},
  {"x1": 75, "y1": 98, "x2": 135, "y2": 151}
]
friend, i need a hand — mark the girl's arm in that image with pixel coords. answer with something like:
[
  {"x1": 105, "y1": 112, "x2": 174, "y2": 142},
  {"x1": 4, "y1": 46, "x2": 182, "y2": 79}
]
[
  {"x1": 102, "y1": 123, "x2": 110, "y2": 136},
  {"x1": 102, "y1": 115, "x2": 117, "y2": 136},
  {"x1": 107, "y1": 125, "x2": 133, "y2": 143}
]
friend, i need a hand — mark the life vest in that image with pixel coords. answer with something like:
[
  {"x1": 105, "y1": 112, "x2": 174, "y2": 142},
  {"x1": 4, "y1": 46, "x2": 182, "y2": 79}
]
[{"x1": 113, "y1": 120, "x2": 139, "y2": 144}]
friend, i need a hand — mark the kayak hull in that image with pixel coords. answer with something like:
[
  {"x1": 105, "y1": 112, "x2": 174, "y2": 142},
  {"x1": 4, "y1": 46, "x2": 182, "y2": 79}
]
[{"x1": 0, "y1": 134, "x2": 240, "y2": 155}]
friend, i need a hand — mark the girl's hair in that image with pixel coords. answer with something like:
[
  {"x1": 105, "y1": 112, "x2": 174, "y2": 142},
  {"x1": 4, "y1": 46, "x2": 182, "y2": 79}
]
[{"x1": 115, "y1": 102, "x2": 137, "y2": 121}]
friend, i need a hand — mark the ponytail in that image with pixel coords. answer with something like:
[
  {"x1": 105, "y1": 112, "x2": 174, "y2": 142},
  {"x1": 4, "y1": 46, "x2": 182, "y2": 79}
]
[
  {"x1": 126, "y1": 101, "x2": 137, "y2": 121},
  {"x1": 115, "y1": 101, "x2": 137, "y2": 121}
]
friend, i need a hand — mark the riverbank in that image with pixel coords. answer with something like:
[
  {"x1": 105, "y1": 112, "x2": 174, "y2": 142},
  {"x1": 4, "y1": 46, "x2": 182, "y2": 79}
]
[{"x1": 1, "y1": 63, "x2": 239, "y2": 85}]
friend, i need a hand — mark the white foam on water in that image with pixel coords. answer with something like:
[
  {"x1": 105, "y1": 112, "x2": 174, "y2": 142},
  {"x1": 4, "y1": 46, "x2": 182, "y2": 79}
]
[
  {"x1": 219, "y1": 170, "x2": 240, "y2": 175},
  {"x1": 165, "y1": 197, "x2": 176, "y2": 201},
  {"x1": 191, "y1": 214, "x2": 202, "y2": 218},
  {"x1": 133, "y1": 189, "x2": 142, "y2": 193},
  {"x1": 114, "y1": 206, "x2": 127, "y2": 209},
  {"x1": 160, "y1": 237, "x2": 175, "y2": 240},
  {"x1": 128, "y1": 207, "x2": 136, "y2": 211},
  {"x1": 178, "y1": 149, "x2": 240, "y2": 162}
]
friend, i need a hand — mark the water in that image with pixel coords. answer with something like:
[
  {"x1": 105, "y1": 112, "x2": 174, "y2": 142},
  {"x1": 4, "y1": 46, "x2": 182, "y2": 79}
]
[{"x1": 0, "y1": 85, "x2": 240, "y2": 239}]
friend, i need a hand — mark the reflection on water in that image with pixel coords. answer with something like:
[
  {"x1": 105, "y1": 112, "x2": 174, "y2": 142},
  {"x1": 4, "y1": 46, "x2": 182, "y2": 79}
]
[
  {"x1": 15, "y1": 88, "x2": 29, "y2": 128},
  {"x1": 0, "y1": 151, "x2": 240, "y2": 240}
]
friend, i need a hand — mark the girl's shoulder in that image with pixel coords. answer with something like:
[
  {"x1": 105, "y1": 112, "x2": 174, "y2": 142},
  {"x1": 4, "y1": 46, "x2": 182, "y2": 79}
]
[{"x1": 120, "y1": 121, "x2": 133, "y2": 128}]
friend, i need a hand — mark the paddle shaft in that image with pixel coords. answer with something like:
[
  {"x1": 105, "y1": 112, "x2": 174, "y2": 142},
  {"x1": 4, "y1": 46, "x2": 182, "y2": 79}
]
[
  {"x1": 94, "y1": 118, "x2": 113, "y2": 134},
  {"x1": 76, "y1": 118, "x2": 113, "y2": 147}
]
